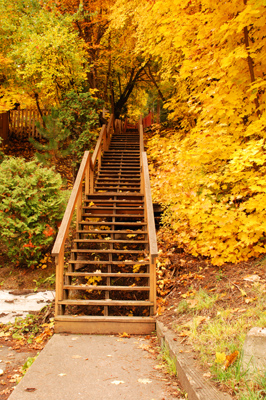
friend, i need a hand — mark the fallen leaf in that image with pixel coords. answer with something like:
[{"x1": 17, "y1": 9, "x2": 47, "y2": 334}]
[
  {"x1": 25, "y1": 388, "x2": 37, "y2": 392},
  {"x1": 224, "y1": 351, "x2": 239, "y2": 370},
  {"x1": 153, "y1": 364, "x2": 164, "y2": 370},
  {"x1": 119, "y1": 332, "x2": 131, "y2": 338},
  {"x1": 243, "y1": 275, "x2": 260, "y2": 282},
  {"x1": 178, "y1": 330, "x2": 191, "y2": 337},
  {"x1": 245, "y1": 297, "x2": 257, "y2": 304},
  {"x1": 240, "y1": 288, "x2": 247, "y2": 297},
  {"x1": 215, "y1": 352, "x2": 226, "y2": 364},
  {"x1": 111, "y1": 380, "x2": 124, "y2": 385},
  {"x1": 187, "y1": 299, "x2": 198, "y2": 308},
  {"x1": 138, "y1": 378, "x2": 152, "y2": 384}
]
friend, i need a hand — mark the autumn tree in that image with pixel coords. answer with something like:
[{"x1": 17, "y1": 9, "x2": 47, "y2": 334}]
[
  {"x1": 0, "y1": 0, "x2": 88, "y2": 112},
  {"x1": 112, "y1": 0, "x2": 266, "y2": 265}
]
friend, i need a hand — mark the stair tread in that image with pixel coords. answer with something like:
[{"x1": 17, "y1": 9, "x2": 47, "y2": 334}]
[
  {"x1": 71, "y1": 249, "x2": 146, "y2": 254},
  {"x1": 66, "y1": 272, "x2": 149, "y2": 277},
  {"x1": 86, "y1": 192, "x2": 143, "y2": 197},
  {"x1": 55, "y1": 316, "x2": 154, "y2": 322},
  {"x1": 58, "y1": 299, "x2": 153, "y2": 306},
  {"x1": 69, "y1": 260, "x2": 149, "y2": 265},
  {"x1": 74, "y1": 239, "x2": 148, "y2": 243},
  {"x1": 76, "y1": 230, "x2": 147, "y2": 234},
  {"x1": 82, "y1": 213, "x2": 144, "y2": 217},
  {"x1": 84, "y1": 200, "x2": 144, "y2": 203},
  {"x1": 63, "y1": 285, "x2": 149, "y2": 291},
  {"x1": 80, "y1": 222, "x2": 146, "y2": 225}
]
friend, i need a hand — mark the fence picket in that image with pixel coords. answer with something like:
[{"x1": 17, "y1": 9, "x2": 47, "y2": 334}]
[{"x1": 9, "y1": 108, "x2": 46, "y2": 138}]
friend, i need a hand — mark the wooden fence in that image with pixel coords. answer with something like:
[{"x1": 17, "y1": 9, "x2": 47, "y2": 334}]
[{"x1": 9, "y1": 108, "x2": 48, "y2": 138}]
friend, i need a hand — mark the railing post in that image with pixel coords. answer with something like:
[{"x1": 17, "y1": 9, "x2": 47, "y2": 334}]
[
  {"x1": 76, "y1": 186, "x2": 82, "y2": 231},
  {"x1": 150, "y1": 260, "x2": 157, "y2": 314},
  {"x1": 55, "y1": 250, "x2": 64, "y2": 316},
  {"x1": 139, "y1": 122, "x2": 144, "y2": 193},
  {"x1": 89, "y1": 160, "x2": 94, "y2": 194},
  {"x1": 103, "y1": 125, "x2": 108, "y2": 151},
  {"x1": 85, "y1": 153, "x2": 91, "y2": 196}
]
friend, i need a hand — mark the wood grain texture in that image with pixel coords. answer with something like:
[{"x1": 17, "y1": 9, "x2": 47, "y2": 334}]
[{"x1": 142, "y1": 152, "x2": 158, "y2": 262}]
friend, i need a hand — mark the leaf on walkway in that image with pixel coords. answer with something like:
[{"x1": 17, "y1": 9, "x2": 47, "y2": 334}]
[
  {"x1": 119, "y1": 332, "x2": 131, "y2": 338},
  {"x1": 138, "y1": 378, "x2": 152, "y2": 384}
]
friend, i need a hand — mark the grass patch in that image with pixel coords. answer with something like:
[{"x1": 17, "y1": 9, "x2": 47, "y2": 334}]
[{"x1": 172, "y1": 285, "x2": 266, "y2": 398}]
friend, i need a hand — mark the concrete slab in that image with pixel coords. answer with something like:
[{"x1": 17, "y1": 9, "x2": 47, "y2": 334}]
[
  {"x1": 156, "y1": 322, "x2": 232, "y2": 400},
  {"x1": 9, "y1": 334, "x2": 180, "y2": 400},
  {"x1": 242, "y1": 327, "x2": 266, "y2": 373}
]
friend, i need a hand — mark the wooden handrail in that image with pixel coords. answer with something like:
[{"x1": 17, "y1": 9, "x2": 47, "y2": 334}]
[
  {"x1": 91, "y1": 124, "x2": 106, "y2": 166},
  {"x1": 52, "y1": 151, "x2": 91, "y2": 258},
  {"x1": 141, "y1": 152, "x2": 158, "y2": 264},
  {"x1": 138, "y1": 116, "x2": 158, "y2": 264},
  {"x1": 52, "y1": 114, "x2": 114, "y2": 258},
  {"x1": 139, "y1": 124, "x2": 144, "y2": 154}
]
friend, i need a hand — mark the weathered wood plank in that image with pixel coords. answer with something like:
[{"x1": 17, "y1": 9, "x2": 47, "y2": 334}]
[
  {"x1": 58, "y1": 299, "x2": 153, "y2": 306},
  {"x1": 55, "y1": 315, "x2": 155, "y2": 335},
  {"x1": 142, "y1": 152, "x2": 158, "y2": 263},
  {"x1": 63, "y1": 285, "x2": 150, "y2": 291}
]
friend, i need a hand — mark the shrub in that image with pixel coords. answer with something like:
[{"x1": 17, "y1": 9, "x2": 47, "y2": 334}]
[{"x1": 0, "y1": 157, "x2": 67, "y2": 267}]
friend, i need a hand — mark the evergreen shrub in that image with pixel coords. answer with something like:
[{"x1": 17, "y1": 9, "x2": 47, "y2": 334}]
[{"x1": 0, "y1": 157, "x2": 67, "y2": 267}]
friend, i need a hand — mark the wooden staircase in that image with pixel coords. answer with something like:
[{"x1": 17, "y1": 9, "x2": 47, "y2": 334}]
[{"x1": 52, "y1": 117, "x2": 158, "y2": 334}]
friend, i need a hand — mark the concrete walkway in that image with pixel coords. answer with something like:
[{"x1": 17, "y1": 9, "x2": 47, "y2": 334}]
[{"x1": 9, "y1": 334, "x2": 181, "y2": 400}]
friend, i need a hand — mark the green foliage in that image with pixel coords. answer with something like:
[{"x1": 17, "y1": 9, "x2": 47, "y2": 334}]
[
  {"x1": 1, "y1": 0, "x2": 88, "y2": 104},
  {"x1": 22, "y1": 356, "x2": 38, "y2": 374},
  {"x1": 29, "y1": 108, "x2": 71, "y2": 166},
  {"x1": 0, "y1": 157, "x2": 67, "y2": 267},
  {"x1": 31, "y1": 90, "x2": 102, "y2": 168}
]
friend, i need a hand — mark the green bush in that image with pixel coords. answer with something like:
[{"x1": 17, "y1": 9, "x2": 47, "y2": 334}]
[{"x1": 0, "y1": 157, "x2": 67, "y2": 267}]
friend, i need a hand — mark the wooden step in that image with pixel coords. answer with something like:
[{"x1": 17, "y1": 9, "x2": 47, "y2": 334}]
[
  {"x1": 76, "y1": 229, "x2": 147, "y2": 234},
  {"x1": 54, "y1": 315, "x2": 155, "y2": 335},
  {"x1": 69, "y1": 260, "x2": 149, "y2": 266},
  {"x1": 65, "y1": 272, "x2": 150, "y2": 278},
  {"x1": 71, "y1": 249, "x2": 146, "y2": 254},
  {"x1": 74, "y1": 239, "x2": 148, "y2": 244},
  {"x1": 95, "y1": 178, "x2": 141, "y2": 182},
  {"x1": 85, "y1": 193, "x2": 143, "y2": 197},
  {"x1": 58, "y1": 299, "x2": 152, "y2": 306},
  {"x1": 82, "y1": 213, "x2": 144, "y2": 218},
  {"x1": 63, "y1": 285, "x2": 149, "y2": 291},
  {"x1": 84, "y1": 199, "x2": 144, "y2": 204},
  {"x1": 82, "y1": 208, "x2": 144, "y2": 213},
  {"x1": 80, "y1": 221, "x2": 146, "y2": 226},
  {"x1": 82, "y1": 209, "x2": 144, "y2": 215}
]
